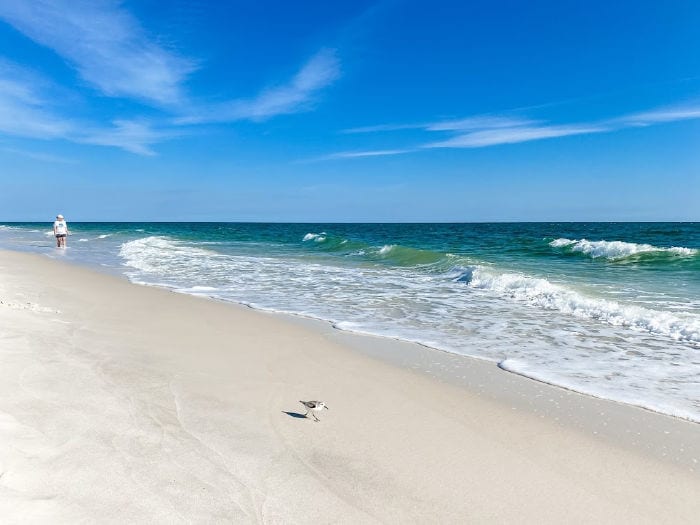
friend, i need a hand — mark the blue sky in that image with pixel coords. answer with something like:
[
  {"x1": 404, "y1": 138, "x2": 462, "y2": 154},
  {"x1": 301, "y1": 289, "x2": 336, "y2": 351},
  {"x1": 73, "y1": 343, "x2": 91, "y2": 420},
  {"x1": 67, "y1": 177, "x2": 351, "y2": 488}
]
[{"x1": 0, "y1": 0, "x2": 698, "y2": 221}]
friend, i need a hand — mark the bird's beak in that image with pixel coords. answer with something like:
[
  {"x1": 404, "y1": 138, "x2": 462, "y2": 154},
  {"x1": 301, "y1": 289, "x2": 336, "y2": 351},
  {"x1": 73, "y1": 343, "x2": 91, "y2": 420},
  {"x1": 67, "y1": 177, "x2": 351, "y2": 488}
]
[{"x1": 325, "y1": 406, "x2": 329, "y2": 409}]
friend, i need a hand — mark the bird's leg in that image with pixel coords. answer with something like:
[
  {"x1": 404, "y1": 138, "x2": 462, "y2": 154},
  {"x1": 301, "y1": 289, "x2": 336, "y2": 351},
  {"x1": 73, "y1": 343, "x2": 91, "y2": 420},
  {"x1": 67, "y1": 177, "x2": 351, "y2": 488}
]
[{"x1": 313, "y1": 413, "x2": 320, "y2": 422}]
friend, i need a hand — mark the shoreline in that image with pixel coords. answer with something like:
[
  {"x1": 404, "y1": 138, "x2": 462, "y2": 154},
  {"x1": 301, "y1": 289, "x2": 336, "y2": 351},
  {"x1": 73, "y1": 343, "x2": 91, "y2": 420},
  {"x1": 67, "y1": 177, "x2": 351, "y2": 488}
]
[
  {"x1": 49, "y1": 244, "x2": 700, "y2": 426},
  {"x1": 131, "y1": 264, "x2": 700, "y2": 430},
  {"x1": 285, "y1": 315, "x2": 700, "y2": 468},
  {"x1": 269, "y1": 310, "x2": 700, "y2": 424},
  {"x1": 1, "y1": 249, "x2": 698, "y2": 522},
  {"x1": 3, "y1": 225, "x2": 699, "y2": 425},
  {"x1": 105, "y1": 276, "x2": 700, "y2": 435}
]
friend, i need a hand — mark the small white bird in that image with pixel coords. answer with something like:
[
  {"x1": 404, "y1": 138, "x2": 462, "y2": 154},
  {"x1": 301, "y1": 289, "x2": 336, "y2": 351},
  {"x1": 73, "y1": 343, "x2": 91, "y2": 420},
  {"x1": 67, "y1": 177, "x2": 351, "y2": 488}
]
[{"x1": 299, "y1": 400, "x2": 328, "y2": 422}]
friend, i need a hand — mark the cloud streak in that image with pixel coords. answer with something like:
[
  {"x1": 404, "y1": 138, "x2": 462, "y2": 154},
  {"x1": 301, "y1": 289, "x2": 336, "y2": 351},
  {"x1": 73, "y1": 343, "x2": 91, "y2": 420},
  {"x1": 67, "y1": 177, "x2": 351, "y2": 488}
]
[
  {"x1": 177, "y1": 49, "x2": 341, "y2": 124},
  {"x1": 0, "y1": 0, "x2": 196, "y2": 106},
  {"x1": 78, "y1": 119, "x2": 172, "y2": 156},
  {"x1": 615, "y1": 104, "x2": 700, "y2": 126},
  {"x1": 425, "y1": 124, "x2": 607, "y2": 148},
  {"x1": 311, "y1": 149, "x2": 411, "y2": 161},
  {"x1": 0, "y1": 59, "x2": 166, "y2": 154},
  {"x1": 342, "y1": 116, "x2": 536, "y2": 134},
  {"x1": 425, "y1": 116, "x2": 537, "y2": 132},
  {"x1": 322, "y1": 101, "x2": 700, "y2": 159},
  {"x1": 0, "y1": 60, "x2": 74, "y2": 139}
]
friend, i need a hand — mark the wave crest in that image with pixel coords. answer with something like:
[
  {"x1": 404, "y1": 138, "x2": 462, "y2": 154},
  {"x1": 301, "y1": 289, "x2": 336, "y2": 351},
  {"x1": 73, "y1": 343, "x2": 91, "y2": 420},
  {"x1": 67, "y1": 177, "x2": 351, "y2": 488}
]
[
  {"x1": 119, "y1": 236, "x2": 220, "y2": 275},
  {"x1": 303, "y1": 232, "x2": 327, "y2": 242},
  {"x1": 458, "y1": 267, "x2": 700, "y2": 345},
  {"x1": 549, "y1": 238, "x2": 697, "y2": 260}
]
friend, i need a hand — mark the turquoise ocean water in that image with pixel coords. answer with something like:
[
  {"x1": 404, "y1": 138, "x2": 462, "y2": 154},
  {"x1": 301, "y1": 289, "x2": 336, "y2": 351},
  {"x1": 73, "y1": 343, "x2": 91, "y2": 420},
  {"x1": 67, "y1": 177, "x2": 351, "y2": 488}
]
[{"x1": 1, "y1": 222, "x2": 698, "y2": 421}]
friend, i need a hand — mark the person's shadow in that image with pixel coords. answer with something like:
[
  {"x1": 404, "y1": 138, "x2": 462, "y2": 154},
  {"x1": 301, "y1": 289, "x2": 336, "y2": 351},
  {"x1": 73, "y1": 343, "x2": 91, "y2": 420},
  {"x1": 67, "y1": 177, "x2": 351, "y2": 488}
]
[{"x1": 282, "y1": 411, "x2": 307, "y2": 419}]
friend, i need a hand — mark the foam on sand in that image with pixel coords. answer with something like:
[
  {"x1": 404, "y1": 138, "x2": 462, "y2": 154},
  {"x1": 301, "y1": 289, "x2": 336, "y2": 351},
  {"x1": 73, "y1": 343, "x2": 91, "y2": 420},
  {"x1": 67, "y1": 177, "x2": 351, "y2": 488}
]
[
  {"x1": 0, "y1": 299, "x2": 59, "y2": 313},
  {"x1": 499, "y1": 358, "x2": 700, "y2": 422}
]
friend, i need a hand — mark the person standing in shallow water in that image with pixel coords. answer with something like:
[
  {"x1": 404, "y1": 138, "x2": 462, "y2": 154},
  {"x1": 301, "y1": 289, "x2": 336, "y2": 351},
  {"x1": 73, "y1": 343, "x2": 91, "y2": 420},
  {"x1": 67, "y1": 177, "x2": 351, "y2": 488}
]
[{"x1": 53, "y1": 214, "x2": 69, "y2": 248}]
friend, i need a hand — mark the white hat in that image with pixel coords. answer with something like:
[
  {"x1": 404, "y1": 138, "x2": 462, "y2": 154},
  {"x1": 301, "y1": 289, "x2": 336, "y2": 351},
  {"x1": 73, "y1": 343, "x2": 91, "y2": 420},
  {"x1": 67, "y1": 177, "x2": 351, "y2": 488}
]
[{"x1": 57, "y1": 214, "x2": 64, "y2": 219}]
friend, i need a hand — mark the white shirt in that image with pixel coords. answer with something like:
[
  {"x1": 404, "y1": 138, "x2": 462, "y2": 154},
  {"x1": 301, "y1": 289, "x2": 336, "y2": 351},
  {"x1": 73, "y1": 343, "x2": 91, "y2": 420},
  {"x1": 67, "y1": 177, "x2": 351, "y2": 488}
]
[{"x1": 54, "y1": 220, "x2": 67, "y2": 235}]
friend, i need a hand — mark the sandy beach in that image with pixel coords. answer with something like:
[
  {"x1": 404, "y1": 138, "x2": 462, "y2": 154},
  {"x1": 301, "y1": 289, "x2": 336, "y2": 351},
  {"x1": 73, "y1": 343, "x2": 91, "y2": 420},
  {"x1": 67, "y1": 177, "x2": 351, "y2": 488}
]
[{"x1": 0, "y1": 249, "x2": 698, "y2": 524}]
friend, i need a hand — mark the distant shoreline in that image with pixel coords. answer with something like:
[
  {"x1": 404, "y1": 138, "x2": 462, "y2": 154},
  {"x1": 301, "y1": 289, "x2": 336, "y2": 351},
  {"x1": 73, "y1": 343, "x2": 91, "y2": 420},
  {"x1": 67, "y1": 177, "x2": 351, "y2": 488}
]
[{"x1": 3, "y1": 220, "x2": 700, "y2": 224}]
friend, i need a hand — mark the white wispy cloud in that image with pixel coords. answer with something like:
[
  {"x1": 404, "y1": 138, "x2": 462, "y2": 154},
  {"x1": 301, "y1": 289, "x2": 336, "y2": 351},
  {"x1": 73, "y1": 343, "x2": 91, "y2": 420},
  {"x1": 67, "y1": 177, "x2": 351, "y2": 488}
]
[
  {"x1": 322, "y1": 100, "x2": 700, "y2": 159},
  {"x1": 0, "y1": 59, "x2": 167, "y2": 155},
  {"x1": 0, "y1": 0, "x2": 196, "y2": 106},
  {"x1": 425, "y1": 103, "x2": 700, "y2": 149},
  {"x1": 78, "y1": 119, "x2": 172, "y2": 156},
  {"x1": 329, "y1": 149, "x2": 410, "y2": 158},
  {"x1": 425, "y1": 124, "x2": 608, "y2": 148},
  {"x1": 177, "y1": 48, "x2": 341, "y2": 124},
  {"x1": 312, "y1": 149, "x2": 411, "y2": 161},
  {"x1": 425, "y1": 116, "x2": 537, "y2": 132},
  {"x1": 0, "y1": 60, "x2": 74, "y2": 138},
  {"x1": 616, "y1": 104, "x2": 700, "y2": 126},
  {"x1": 342, "y1": 116, "x2": 535, "y2": 134},
  {"x1": 326, "y1": 114, "x2": 597, "y2": 159},
  {"x1": 239, "y1": 48, "x2": 339, "y2": 120}
]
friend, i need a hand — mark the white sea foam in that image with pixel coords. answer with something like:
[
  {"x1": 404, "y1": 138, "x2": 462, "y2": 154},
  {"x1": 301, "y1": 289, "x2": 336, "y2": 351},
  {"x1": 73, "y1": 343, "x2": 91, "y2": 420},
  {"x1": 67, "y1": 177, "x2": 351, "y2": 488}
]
[
  {"x1": 78, "y1": 238, "x2": 89, "y2": 242},
  {"x1": 550, "y1": 238, "x2": 697, "y2": 259},
  {"x1": 119, "y1": 236, "x2": 220, "y2": 275},
  {"x1": 303, "y1": 232, "x2": 326, "y2": 242},
  {"x1": 114, "y1": 234, "x2": 700, "y2": 422},
  {"x1": 379, "y1": 244, "x2": 395, "y2": 255},
  {"x1": 120, "y1": 236, "x2": 700, "y2": 348},
  {"x1": 464, "y1": 268, "x2": 700, "y2": 344},
  {"x1": 0, "y1": 225, "x2": 40, "y2": 233},
  {"x1": 499, "y1": 359, "x2": 699, "y2": 422},
  {"x1": 97, "y1": 234, "x2": 112, "y2": 239}
]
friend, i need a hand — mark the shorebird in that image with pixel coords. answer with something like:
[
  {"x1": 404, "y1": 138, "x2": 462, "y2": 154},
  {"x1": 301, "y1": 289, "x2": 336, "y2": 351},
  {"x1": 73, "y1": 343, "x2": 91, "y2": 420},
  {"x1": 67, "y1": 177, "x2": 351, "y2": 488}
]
[{"x1": 299, "y1": 400, "x2": 328, "y2": 422}]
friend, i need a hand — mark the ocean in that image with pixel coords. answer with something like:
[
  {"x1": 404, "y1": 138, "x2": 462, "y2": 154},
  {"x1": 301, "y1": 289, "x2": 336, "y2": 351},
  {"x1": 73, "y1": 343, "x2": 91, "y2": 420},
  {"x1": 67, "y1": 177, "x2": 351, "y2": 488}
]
[{"x1": 1, "y1": 222, "x2": 698, "y2": 422}]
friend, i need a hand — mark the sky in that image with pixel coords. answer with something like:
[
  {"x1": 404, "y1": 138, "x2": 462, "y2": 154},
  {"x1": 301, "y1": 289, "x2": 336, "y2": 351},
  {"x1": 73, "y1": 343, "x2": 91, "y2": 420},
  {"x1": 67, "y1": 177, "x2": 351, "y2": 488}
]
[{"x1": 0, "y1": 0, "x2": 698, "y2": 222}]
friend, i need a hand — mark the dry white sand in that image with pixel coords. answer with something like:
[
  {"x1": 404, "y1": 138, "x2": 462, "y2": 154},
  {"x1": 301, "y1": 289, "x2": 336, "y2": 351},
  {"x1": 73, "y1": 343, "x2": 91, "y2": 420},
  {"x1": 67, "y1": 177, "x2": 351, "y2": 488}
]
[{"x1": 0, "y1": 250, "x2": 698, "y2": 523}]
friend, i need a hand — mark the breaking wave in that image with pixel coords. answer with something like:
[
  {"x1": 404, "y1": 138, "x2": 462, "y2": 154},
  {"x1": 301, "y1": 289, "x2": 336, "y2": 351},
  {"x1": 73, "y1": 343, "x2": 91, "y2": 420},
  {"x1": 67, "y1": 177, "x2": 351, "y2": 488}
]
[
  {"x1": 119, "y1": 236, "x2": 226, "y2": 276},
  {"x1": 549, "y1": 238, "x2": 697, "y2": 261},
  {"x1": 456, "y1": 267, "x2": 700, "y2": 345}
]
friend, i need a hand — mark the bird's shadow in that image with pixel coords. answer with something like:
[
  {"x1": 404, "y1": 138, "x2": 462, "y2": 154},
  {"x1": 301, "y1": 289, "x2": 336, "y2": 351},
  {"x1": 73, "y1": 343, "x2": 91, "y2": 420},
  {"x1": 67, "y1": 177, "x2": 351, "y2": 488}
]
[{"x1": 282, "y1": 411, "x2": 308, "y2": 419}]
